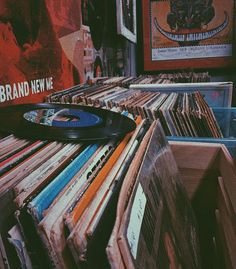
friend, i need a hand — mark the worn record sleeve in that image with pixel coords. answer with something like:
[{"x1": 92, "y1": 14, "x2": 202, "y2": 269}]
[
  {"x1": 161, "y1": 93, "x2": 179, "y2": 136},
  {"x1": 106, "y1": 122, "x2": 154, "y2": 269},
  {"x1": 0, "y1": 139, "x2": 30, "y2": 163},
  {"x1": 67, "y1": 120, "x2": 146, "y2": 267},
  {"x1": 88, "y1": 86, "x2": 121, "y2": 107},
  {"x1": 64, "y1": 131, "x2": 134, "y2": 233},
  {"x1": 181, "y1": 93, "x2": 195, "y2": 137},
  {"x1": 195, "y1": 92, "x2": 223, "y2": 138},
  {"x1": 14, "y1": 143, "x2": 83, "y2": 208},
  {"x1": 46, "y1": 84, "x2": 85, "y2": 103},
  {"x1": 101, "y1": 88, "x2": 128, "y2": 108},
  {"x1": 189, "y1": 94, "x2": 206, "y2": 137},
  {"x1": 192, "y1": 92, "x2": 212, "y2": 137},
  {"x1": 28, "y1": 144, "x2": 99, "y2": 222},
  {"x1": 145, "y1": 94, "x2": 164, "y2": 121},
  {"x1": 0, "y1": 136, "x2": 20, "y2": 155},
  {"x1": 13, "y1": 142, "x2": 63, "y2": 195},
  {"x1": 185, "y1": 93, "x2": 198, "y2": 137},
  {"x1": 37, "y1": 142, "x2": 115, "y2": 269},
  {"x1": 176, "y1": 94, "x2": 190, "y2": 136},
  {"x1": 0, "y1": 141, "x2": 51, "y2": 192},
  {"x1": 64, "y1": 123, "x2": 138, "y2": 231},
  {"x1": 117, "y1": 121, "x2": 201, "y2": 269},
  {"x1": 0, "y1": 141, "x2": 46, "y2": 178},
  {"x1": 14, "y1": 146, "x2": 99, "y2": 268},
  {"x1": 185, "y1": 93, "x2": 198, "y2": 136},
  {"x1": 107, "y1": 90, "x2": 133, "y2": 109},
  {"x1": 156, "y1": 96, "x2": 172, "y2": 135},
  {"x1": 135, "y1": 93, "x2": 156, "y2": 119},
  {"x1": 169, "y1": 93, "x2": 183, "y2": 136}
]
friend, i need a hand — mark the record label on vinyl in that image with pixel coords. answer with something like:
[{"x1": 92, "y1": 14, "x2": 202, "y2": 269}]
[{"x1": 0, "y1": 103, "x2": 136, "y2": 141}]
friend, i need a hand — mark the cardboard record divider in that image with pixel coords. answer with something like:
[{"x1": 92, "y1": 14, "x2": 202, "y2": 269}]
[{"x1": 0, "y1": 103, "x2": 136, "y2": 141}]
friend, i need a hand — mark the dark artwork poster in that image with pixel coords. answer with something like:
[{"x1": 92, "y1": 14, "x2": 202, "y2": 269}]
[
  {"x1": 0, "y1": 0, "x2": 97, "y2": 107},
  {"x1": 151, "y1": 0, "x2": 234, "y2": 60}
]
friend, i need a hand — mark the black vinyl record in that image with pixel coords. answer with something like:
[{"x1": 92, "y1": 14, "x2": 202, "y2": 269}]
[{"x1": 0, "y1": 103, "x2": 136, "y2": 141}]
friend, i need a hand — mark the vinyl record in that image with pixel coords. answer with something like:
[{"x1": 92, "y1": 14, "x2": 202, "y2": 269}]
[{"x1": 0, "y1": 103, "x2": 136, "y2": 141}]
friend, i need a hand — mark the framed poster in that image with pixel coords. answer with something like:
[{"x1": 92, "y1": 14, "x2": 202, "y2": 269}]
[
  {"x1": 142, "y1": 0, "x2": 235, "y2": 71},
  {"x1": 116, "y1": 0, "x2": 137, "y2": 43}
]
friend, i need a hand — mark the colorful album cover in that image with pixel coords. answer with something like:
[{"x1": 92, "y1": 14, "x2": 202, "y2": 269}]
[
  {"x1": 0, "y1": 0, "x2": 108, "y2": 107},
  {"x1": 0, "y1": 0, "x2": 79, "y2": 107},
  {"x1": 150, "y1": 0, "x2": 234, "y2": 61}
]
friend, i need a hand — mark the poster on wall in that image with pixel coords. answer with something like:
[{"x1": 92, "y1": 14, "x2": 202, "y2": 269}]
[
  {"x1": 142, "y1": 0, "x2": 235, "y2": 71},
  {"x1": 0, "y1": 0, "x2": 129, "y2": 107},
  {"x1": 116, "y1": 0, "x2": 137, "y2": 43},
  {"x1": 0, "y1": 0, "x2": 82, "y2": 107},
  {"x1": 0, "y1": 0, "x2": 105, "y2": 107}
]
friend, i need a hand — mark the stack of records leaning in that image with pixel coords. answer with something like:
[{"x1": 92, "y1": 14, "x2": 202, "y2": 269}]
[
  {"x1": 47, "y1": 81, "x2": 223, "y2": 139},
  {"x1": 91, "y1": 72, "x2": 211, "y2": 86},
  {"x1": 0, "y1": 105, "x2": 202, "y2": 268}
]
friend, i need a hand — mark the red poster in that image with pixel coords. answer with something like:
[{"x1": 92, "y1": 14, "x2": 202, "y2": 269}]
[{"x1": 0, "y1": 0, "x2": 90, "y2": 107}]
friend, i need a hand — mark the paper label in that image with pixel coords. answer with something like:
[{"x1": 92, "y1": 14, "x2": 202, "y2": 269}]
[
  {"x1": 152, "y1": 44, "x2": 232, "y2": 61},
  {"x1": 127, "y1": 183, "x2": 146, "y2": 259}
]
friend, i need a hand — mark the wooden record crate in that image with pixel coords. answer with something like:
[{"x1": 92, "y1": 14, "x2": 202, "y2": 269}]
[{"x1": 170, "y1": 141, "x2": 236, "y2": 269}]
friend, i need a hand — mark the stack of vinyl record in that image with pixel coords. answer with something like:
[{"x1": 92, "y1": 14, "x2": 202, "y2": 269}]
[
  {"x1": 46, "y1": 72, "x2": 211, "y2": 103},
  {"x1": 94, "y1": 72, "x2": 211, "y2": 86},
  {"x1": 0, "y1": 103, "x2": 201, "y2": 268},
  {"x1": 46, "y1": 81, "x2": 223, "y2": 139}
]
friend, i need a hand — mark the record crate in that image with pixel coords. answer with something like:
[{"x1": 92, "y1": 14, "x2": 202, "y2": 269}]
[
  {"x1": 0, "y1": 132, "x2": 235, "y2": 268},
  {"x1": 168, "y1": 107, "x2": 236, "y2": 160},
  {"x1": 170, "y1": 141, "x2": 236, "y2": 269},
  {"x1": 130, "y1": 81, "x2": 236, "y2": 159}
]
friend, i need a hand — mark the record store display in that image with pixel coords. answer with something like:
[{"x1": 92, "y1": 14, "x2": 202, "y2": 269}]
[
  {"x1": 0, "y1": 74, "x2": 236, "y2": 268},
  {"x1": 0, "y1": 0, "x2": 235, "y2": 267},
  {"x1": 46, "y1": 76, "x2": 223, "y2": 139},
  {"x1": 0, "y1": 116, "x2": 203, "y2": 269},
  {"x1": 0, "y1": 103, "x2": 136, "y2": 141}
]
